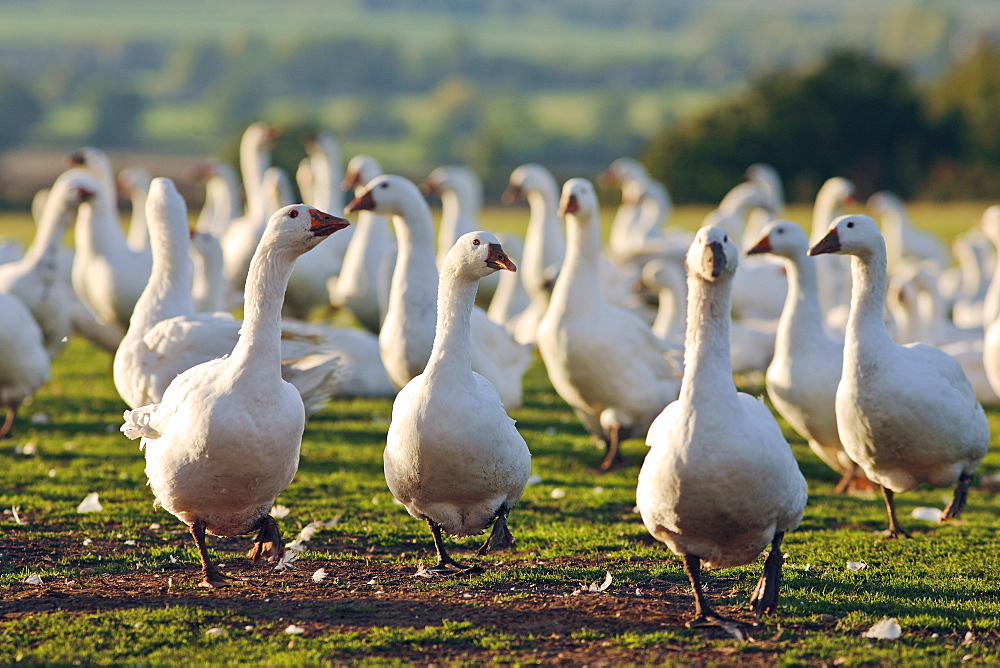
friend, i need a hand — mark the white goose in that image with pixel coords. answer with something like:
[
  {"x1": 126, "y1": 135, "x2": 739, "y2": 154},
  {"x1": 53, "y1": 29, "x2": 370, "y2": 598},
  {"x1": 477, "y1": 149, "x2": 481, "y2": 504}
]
[
  {"x1": 0, "y1": 293, "x2": 50, "y2": 439},
  {"x1": 119, "y1": 165, "x2": 152, "y2": 253},
  {"x1": 385, "y1": 231, "x2": 530, "y2": 574},
  {"x1": 346, "y1": 175, "x2": 533, "y2": 411},
  {"x1": 113, "y1": 178, "x2": 350, "y2": 413},
  {"x1": 121, "y1": 203, "x2": 349, "y2": 588},
  {"x1": 810, "y1": 177, "x2": 856, "y2": 323},
  {"x1": 810, "y1": 214, "x2": 988, "y2": 537},
  {"x1": 69, "y1": 147, "x2": 152, "y2": 333},
  {"x1": 193, "y1": 159, "x2": 242, "y2": 240},
  {"x1": 0, "y1": 168, "x2": 97, "y2": 358},
  {"x1": 746, "y1": 220, "x2": 869, "y2": 492},
  {"x1": 329, "y1": 154, "x2": 395, "y2": 333},
  {"x1": 189, "y1": 230, "x2": 228, "y2": 313},
  {"x1": 637, "y1": 225, "x2": 806, "y2": 629},
  {"x1": 500, "y1": 163, "x2": 566, "y2": 344},
  {"x1": 537, "y1": 178, "x2": 680, "y2": 470}
]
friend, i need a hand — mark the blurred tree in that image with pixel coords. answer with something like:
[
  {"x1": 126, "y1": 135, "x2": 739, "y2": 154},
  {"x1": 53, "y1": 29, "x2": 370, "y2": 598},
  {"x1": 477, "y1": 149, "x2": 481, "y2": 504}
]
[
  {"x1": 0, "y1": 73, "x2": 43, "y2": 150},
  {"x1": 87, "y1": 88, "x2": 146, "y2": 148},
  {"x1": 644, "y1": 49, "x2": 946, "y2": 202}
]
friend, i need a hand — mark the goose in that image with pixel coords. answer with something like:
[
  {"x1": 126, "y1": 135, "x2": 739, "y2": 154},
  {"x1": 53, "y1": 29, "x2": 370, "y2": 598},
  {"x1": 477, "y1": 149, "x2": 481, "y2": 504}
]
[
  {"x1": 422, "y1": 164, "x2": 499, "y2": 307},
  {"x1": 486, "y1": 234, "x2": 531, "y2": 331},
  {"x1": 599, "y1": 157, "x2": 648, "y2": 263},
  {"x1": 809, "y1": 214, "x2": 988, "y2": 537},
  {"x1": 640, "y1": 257, "x2": 687, "y2": 347},
  {"x1": 285, "y1": 132, "x2": 352, "y2": 319},
  {"x1": 743, "y1": 163, "x2": 785, "y2": 248},
  {"x1": 222, "y1": 123, "x2": 280, "y2": 292},
  {"x1": 385, "y1": 231, "x2": 530, "y2": 575},
  {"x1": 68, "y1": 147, "x2": 152, "y2": 333},
  {"x1": 0, "y1": 293, "x2": 50, "y2": 439},
  {"x1": 868, "y1": 190, "x2": 949, "y2": 273},
  {"x1": 0, "y1": 168, "x2": 97, "y2": 358},
  {"x1": 121, "y1": 203, "x2": 349, "y2": 588},
  {"x1": 810, "y1": 177, "x2": 856, "y2": 324},
  {"x1": 637, "y1": 225, "x2": 807, "y2": 629},
  {"x1": 189, "y1": 230, "x2": 228, "y2": 314},
  {"x1": 976, "y1": 206, "x2": 1000, "y2": 329},
  {"x1": 948, "y1": 231, "x2": 993, "y2": 330},
  {"x1": 193, "y1": 159, "x2": 242, "y2": 240},
  {"x1": 746, "y1": 220, "x2": 870, "y2": 492},
  {"x1": 500, "y1": 163, "x2": 566, "y2": 344},
  {"x1": 345, "y1": 174, "x2": 533, "y2": 411},
  {"x1": 537, "y1": 178, "x2": 680, "y2": 470},
  {"x1": 329, "y1": 154, "x2": 395, "y2": 333},
  {"x1": 112, "y1": 178, "x2": 351, "y2": 413},
  {"x1": 119, "y1": 165, "x2": 152, "y2": 253}
]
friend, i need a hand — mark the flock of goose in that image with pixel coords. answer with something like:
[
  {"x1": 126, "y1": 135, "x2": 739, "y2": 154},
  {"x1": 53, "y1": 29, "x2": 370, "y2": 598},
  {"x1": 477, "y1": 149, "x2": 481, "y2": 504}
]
[{"x1": 1, "y1": 121, "x2": 996, "y2": 630}]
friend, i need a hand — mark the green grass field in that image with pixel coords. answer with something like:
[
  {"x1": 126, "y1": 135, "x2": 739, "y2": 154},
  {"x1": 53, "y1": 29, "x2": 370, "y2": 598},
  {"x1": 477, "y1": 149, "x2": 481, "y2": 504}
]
[{"x1": 2, "y1": 202, "x2": 1000, "y2": 663}]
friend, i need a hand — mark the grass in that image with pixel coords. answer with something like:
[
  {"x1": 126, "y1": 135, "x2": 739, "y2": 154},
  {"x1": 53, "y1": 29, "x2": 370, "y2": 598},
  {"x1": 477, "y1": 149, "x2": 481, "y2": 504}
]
[{"x1": 2, "y1": 202, "x2": 1000, "y2": 663}]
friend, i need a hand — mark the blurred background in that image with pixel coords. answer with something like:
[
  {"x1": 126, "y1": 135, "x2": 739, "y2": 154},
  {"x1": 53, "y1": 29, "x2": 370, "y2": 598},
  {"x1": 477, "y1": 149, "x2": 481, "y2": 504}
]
[{"x1": 1, "y1": 0, "x2": 999, "y2": 207}]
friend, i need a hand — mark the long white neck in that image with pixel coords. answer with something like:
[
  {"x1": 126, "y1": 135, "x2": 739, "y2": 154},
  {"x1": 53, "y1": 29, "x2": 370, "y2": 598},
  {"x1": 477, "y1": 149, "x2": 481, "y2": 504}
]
[
  {"x1": 125, "y1": 182, "x2": 150, "y2": 251},
  {"x1": 309, "y1": 139, "x2": 343, "y2": 213},
  {"x1": 424, "y1": 264, "x2": 478, "y2": 383},
  {"x1": 74, "y1": 188, "x2": 130, "y2": 259},
  {"x1": 228, "y1": 237, "x2": 296, "y2": 374},
  {"x1": 129, "y1": 212, "x2": 194, "y2": 333},
  {"x1": 241, "y1": 139, "x2": 270, "y2": 220},
  {"x1": 679, "y1": 271, "x2": 736, "y2": 406},
  {"x1": 198, "y1": 173, "x2": 239, "y2": 237},
  {"x1": 23, "y1": 188, "x2": 76, "y2": 269},
  {"x1": 550, "y1": 211, "x2": 601, "y2": 310},
  {"x1": 844, "y1": 244, "x2": 895, "y2": 359},
  {"x1": 521, "y1": 183, "x2": 565, "y2": 296},
  {"x1": 776, "y1": 250, "x2": 828, "y2": 351},
  {"x1": 389, "y1": 201, "x2": 439, "y2": 316},
  {"x1": 436, "y1": 186, "x2": 477, "y2": 261}
]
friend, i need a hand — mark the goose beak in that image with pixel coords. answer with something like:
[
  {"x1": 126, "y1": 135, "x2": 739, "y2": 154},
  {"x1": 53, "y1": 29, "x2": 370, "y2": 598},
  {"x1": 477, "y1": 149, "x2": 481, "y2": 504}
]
[
  {"x1": 485, "y1": 243, "x2": 517, "y2": 272},
  {"x1": 419, "y1": 177, "x2": 439, "y2": 197},
  {"x1": 809, "y1": 229, "x2": 841, "y2": 256},
  {"x1": 746, "y1": 235, "x2": 771, "y2": 255},
  {"x1": 708, "y1": 241, "x2": 727, "y2": 278},
  {"x1": 309, "y1": 209, "x2": 350, "y2": 237},
  {"x1": 76, "y1": 186, "x2": 96, "y2": 201},
  {"x1": 345, "y1": 190, "x2": 375, "y2": 214},
  {"x1": 67, "y1": 150, "x2": 86, "y2": 166},
  {"x1": 559, "y1": 194, "x2": 579, "y2": 216},
  {"x1": 341, "y1": 170, "x2": 361, "y2": 191},
  {"x1": 501, "y1": 184, "x2": 522, "y2": 205}
]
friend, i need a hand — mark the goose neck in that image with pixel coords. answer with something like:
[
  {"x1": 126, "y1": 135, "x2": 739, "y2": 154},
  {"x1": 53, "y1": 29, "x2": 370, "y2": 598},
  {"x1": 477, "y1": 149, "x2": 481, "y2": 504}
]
[
  {"x1": 845, "y1": 247, "x2": 895, "y2": 347},
  {"x1": 229, "y1": 242, "x2": 295, "y2": 373},
  {"x1": 777, "y1": 253, "x2": 827, "y2": 343},
  {"x1": 551, "y1": 213, "x2": 601, "y2": 303},
  {"x1": 24, "y1": 196, "x2": 75, "y2": 267},
  {"x1": 424, "y1": 266, "x2": 477, "y2": 379},
  {"x1": 679, "y1": 274, "x2": 736, "y2": 404}
]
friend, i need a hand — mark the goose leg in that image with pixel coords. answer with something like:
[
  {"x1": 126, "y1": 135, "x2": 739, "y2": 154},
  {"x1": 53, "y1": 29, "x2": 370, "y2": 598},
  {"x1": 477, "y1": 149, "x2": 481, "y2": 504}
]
[
  {"x1": 942, "y1": 473, "x2": 973, "y2": 521},
  {"x1": 881, "y1": 486, "x2": 912, "y2": 539},
  {"x1": 246, "y1": 514, "x2": 284, "y2": 562},
  {"x1": 191, "y1": 519, "x2": 230, "y2": 588},
  {"x1": 420, "y1": 519, "x2": 480, "y2": 576},
  {"x1": 477, "y1": 506, "x2": 514, "y2": 555},
  {"x1": 683, "y1": 554, "x2": 748, "y2": 639},
  {"x1": 833, "y1": 461, "x2": 866, "y2": 496},
  {"x1": 749, "y1": 532, "x2": 784, "y2": 618},
  {"x1": 0, "y1": 403, "x2": 17, "y2": 439},
  {"x1": 598, "y1": 425, "x2": 627, "y2": 472}
]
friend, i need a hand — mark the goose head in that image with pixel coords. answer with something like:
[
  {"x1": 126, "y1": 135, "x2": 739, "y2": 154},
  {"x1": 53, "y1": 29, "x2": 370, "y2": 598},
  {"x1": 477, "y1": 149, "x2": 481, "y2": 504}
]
[
  {"x1": 444, "y1": 231, "x2": 517, "y2": 281},
  {"x1": 345, "y1": 174, "x2": 423, "y2": 218},
  {"x1": 558, "y1": 178, "x2": 598, "y2": 220},
  {"x1": 747, "y1": 220, "x2": 810, "y2": 259},
  {"x1": 342, "y1": 155, "x2": 383, "y2": 193},
  {"x1": 146, "y1": 177, "x2": 187, "y2": 229},
  {"x1": 51, "y1": 168, "x2": 99, "y2": 206},
  {"x1": 979, "y1": 205, "x2": 1000, "y2": 244},
  {"x1": 264, "y1": 204, "x2": 349, "y2": 257},
  {"x1": 809, "y1": 214, "x2": 883, "y2": 258},
  {"x1": 687, "y1": 225, "x2": 738, "y2": 282},
  {"x1": 503, "y1": 163, "x2": 556, "y2": 204},
  {"x1": 597, "y1": 157, "x2": 647, "y2": 186},
  {"x1": 420, "y1": 165, "x2": 477, "y2": 197}
]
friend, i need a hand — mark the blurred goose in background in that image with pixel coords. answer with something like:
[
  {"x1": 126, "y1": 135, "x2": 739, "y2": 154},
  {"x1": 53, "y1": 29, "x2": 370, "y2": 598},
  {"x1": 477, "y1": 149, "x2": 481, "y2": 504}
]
[
  {"x1": 747, "y1": 220, "x2": 870, "y2": 492},
  {"x1": 810, "y1": 214, "x2": 988, "y2": 538},
  {"x1": 384, "y1": 231, "x2": 530, "y2": 575},
  {"x1": 485, "y1": 235, "x2": 530, "y2": 331},
  {"x1": 193, "y1": 159, "x2": 242, "y2": 240},
  {"x1": 119, "y1": 165, "x2": 152, "y2": 253},
  {"x1": 640, "y1": 256, "x2": 687, "y2": 347},
  {"x1": 222, "y1": 122, "x2": 280, "y2": 292},
  {"x1": 121, "y1": 203, "x2": 349, "y2": 588},
  {"x1": 947, "y1": 230, "x2": 994, "y2": 330},
  {"x1": 742, "y1": 163, "x2": 785, "y2": 247},
  {"x1": 68, "y1": 147, "x2": 151, "y2": 335},
  {"x1": 500, "y1": 163, "x2": 566, "y2": 344},
  {"x1": 286, "y1": 132, "x2": 351, "y2": 319},
  {"x1": 0, "y1": 168, "x2": 97, "y2": 358},
  {"x1": 537, "y1": 178, "x2": 680, "y2": 470},
  {"x1": 810, "y1": 177, "x2": 856, "y2": 328},
  {"x1": 330, "y1": 154, "x2": 395, "y2": 333},
  {"x1": 637, "y1": 225, "x2": 806, "y2": 630},
  {"x1": 189, "y1": 230, "x2": 228, "y2": 314},
  {"x1": 422, "y1": 164, "x2": 499, "y2": 307},
  {"x1": 346, "y1": 174, "x2": 532, "y2": 411},
  {"x1": 0, "y1": 293, "x2": 50, "y2": 439},
  {"x1": 113, "y1": 178, "x2": 362, "y2": 413},
  {"x1": 868, "y1": 190, "x2": 949, "y2": 273}
]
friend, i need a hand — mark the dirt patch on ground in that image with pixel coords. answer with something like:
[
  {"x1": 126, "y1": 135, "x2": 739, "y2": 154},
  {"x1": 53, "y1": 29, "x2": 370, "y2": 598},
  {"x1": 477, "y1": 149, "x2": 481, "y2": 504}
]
[{"x1": 2, "y1": 528, "x2": 793, "y2": 664}]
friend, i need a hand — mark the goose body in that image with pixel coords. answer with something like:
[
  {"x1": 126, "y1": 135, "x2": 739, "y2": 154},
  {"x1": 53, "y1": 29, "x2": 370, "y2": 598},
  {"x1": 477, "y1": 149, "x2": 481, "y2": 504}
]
[
  {"x1": 121, "y1": 204, "x2": 349, "y2": 587},
  {"x1": 537, "y1": 178, "x2": 680, "y2": 469},
  {"x1": 0, "y1": 168, "x2": 97, "y2": 358},
  {"x1": 346, "y1": 175, "x2": 532, "y2": 411},
  {"x1": 113, "y1": 179, "x2": 351, "y2": 413},
  {"x1": 637, "y1": 225, "x2": 806, "y2": 626},
  {"x1": 0, "y1": 293, "x2": 51, "y2": 439},
  {"x1": 810, "y1": 214, "x2": 988, "y2": 537},
  {"x1": 746, "y1": 220, "x2": 868, "y2": 491},
  {"x1": 385, "y1": 231, "x2": 530, "y2": 574}
]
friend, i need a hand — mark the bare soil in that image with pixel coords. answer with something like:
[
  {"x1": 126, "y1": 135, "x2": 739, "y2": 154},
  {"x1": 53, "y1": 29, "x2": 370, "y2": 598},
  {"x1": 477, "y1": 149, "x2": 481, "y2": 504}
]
[{"x1": 2, "y1": 527, "x2": 793, "y2": 665}]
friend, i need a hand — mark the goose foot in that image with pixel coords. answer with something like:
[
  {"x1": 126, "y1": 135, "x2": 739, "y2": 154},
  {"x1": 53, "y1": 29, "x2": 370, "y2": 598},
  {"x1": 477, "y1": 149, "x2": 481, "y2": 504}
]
[
  {"x1": 198, "y1": 565, "x2": 233, "y2": 589},
  {"x1": 880, "y1": 486, "x2": 912, "y2": 539},
  {"x1": 941, "y1": 473, "x2": 973, "y2": 521},
  {"x1": 686, "y1": 613, "x2": 753, "y2": 641},
  {"x1": 246, "y1": 515, "x2": 284, "y2": 562},
  {"x1": 477, "y1": 507, "x2": 514, "y2": 555},
  {"x1": 190, "y1": 519, "x2": 231, "y2": 589},
  {"x1": 597, "y1": 426, "x2": 628, "y2": 472},
  {"x1": 749, "y1": 532, "x2": 784, "y2": 619},
  {"x1": 682, "y1": 553, "x2": 752, "y2": 640},
  {"x1": 421, "y1": 518, "x2": 481, "y2": 577}
]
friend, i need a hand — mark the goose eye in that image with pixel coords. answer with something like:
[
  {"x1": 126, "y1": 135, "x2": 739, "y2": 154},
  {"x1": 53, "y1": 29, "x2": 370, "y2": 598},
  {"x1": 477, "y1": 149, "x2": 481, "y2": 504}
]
[
  {"x1": 723, "y1": 234, "x2": 728, "y2": 243},
  {"x1": 846, "y1": 221, "x2": 855, "y2": 228},
  {"x1": 472, "y1": 239, "x2": 481, "y2": 246},
  {"x1": 380, "y1": 182, "x2": 389, "y2": 189},
  {"x1": 289, "y1": 209, "x2": 299, "y2": 218}
]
